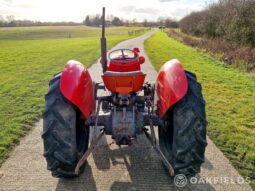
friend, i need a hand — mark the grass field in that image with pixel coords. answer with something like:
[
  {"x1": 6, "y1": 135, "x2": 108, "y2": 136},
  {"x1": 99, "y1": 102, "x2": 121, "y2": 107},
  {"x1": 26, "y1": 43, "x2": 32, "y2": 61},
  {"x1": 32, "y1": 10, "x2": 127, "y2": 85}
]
[
  {"x1": 0, "y1": 25, "x2": 145, "y2": 40},
  {"x1": 145, "y1": 32, "x2": 255, "y2": 189},
  {"x1": 0, "y1": 25, "x2": 146, "y2": 164}
]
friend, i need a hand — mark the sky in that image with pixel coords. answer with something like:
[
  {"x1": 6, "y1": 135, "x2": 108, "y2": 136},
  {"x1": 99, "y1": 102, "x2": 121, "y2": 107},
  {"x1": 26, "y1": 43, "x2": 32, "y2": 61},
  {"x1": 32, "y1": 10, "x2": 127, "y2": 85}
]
[{"x1": 0, "y1": 0, "x2": 217, "y2": 22}]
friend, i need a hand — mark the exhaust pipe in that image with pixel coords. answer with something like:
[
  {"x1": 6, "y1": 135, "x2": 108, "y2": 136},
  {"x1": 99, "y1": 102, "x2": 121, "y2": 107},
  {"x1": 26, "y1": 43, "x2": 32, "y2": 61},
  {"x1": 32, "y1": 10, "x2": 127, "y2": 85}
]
[{"x1": 101, "y1": 7, "x2": 107, "y2": 73}]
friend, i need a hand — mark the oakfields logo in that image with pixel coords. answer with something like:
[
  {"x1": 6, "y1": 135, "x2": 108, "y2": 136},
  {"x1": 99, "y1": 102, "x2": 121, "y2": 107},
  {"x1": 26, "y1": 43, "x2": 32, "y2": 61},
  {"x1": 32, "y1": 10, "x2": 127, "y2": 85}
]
[
  {"x1": 174, "y1": 174, "x2": 251, "y2": 187},
  {"x1": 174, "y1": 174, "x2": 187, "y2": 188}
]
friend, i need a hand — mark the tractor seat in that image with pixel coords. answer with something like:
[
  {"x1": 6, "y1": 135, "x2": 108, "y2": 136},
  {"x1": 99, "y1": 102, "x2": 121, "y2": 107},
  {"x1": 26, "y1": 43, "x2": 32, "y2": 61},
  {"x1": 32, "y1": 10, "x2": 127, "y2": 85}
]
[{"x1": 102, "y1": 71, "x2": 146, "y2": 94}]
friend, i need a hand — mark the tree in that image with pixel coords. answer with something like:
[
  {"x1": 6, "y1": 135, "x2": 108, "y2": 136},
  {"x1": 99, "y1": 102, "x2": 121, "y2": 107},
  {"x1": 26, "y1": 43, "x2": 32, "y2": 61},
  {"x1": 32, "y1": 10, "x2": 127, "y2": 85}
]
[
  {"x1": 143, "y1": 19, "x2": 148, "y2": 27},
  {"x1": 165, "y1": 19, "x2": 179, "y2": 28},
  {"x1": 0, "y1": 15, "x2": 4, "y2": 21},
  {"x1": 131, "y1": 19, "x2": 137, "y2": 26},
  {"x1": 179, "y1": 0, "x2": 255, "y2": 47},
  {"x1": 157, "y1": 17, "x2": 164, "y2": 26},
  {"x1": 93, "y1": 14, "x2": 100, "y2": 27},
  {"x1": 84, "y1": 16, "x2": 91, "y2": 26},
  {"x1": 107, "y1": 14, "x2": 114, "y2": 22},
  {"x1": 6, "y1": 15, "x2": 15, "y2": 23},
  {"x1": 112, "y1": 17, "x2": 123, "y2": 26},
  {"x1": 0, "y1": 15, "x2": 4, "y2": 27},
  {"x1": 124, "y1": 19, "x2": 130, "y2": 26}
]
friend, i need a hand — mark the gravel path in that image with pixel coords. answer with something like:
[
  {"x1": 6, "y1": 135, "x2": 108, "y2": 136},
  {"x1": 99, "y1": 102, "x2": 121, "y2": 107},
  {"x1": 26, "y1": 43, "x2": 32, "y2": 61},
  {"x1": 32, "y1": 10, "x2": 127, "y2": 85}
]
[{"x1": 0, "y1": 31, "x2": 252, "y2": 191}]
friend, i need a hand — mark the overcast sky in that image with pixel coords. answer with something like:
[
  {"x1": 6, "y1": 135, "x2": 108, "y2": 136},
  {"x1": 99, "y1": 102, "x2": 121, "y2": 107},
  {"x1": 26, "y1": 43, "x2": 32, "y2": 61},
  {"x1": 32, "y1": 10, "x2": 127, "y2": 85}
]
[{"x1": 0, "y1": 0, "x2": 217, "y2": 22}]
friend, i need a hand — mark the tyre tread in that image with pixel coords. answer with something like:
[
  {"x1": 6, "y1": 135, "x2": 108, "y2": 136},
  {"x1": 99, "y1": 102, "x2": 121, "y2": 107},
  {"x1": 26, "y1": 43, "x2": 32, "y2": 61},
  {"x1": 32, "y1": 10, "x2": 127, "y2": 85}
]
[
  {"x1": 159, "y1": 71, "x2": 207, "y2": 176},
  {"x1": 42, "y1": 75, "x2": 89, "y2": 178}
]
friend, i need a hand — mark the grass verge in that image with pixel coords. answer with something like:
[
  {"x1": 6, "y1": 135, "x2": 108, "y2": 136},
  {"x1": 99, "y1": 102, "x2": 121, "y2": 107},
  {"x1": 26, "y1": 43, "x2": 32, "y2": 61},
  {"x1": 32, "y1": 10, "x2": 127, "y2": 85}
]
[
  {"x1": 0, "y1": 26, "x2": 147, "y2": 164},
  {"x1": 145, "y1": 31, "x2": 255, "y2": 189},
  {"x1": 168, "y1": 29, "x2": 255, "y2": 78}
]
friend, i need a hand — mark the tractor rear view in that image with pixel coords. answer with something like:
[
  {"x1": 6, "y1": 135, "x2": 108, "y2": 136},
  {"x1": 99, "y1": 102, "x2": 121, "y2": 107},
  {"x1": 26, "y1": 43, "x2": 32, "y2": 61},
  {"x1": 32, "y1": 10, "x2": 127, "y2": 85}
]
[{"x1": 42, "y1": 8, "x2": 207, "y2": 179}]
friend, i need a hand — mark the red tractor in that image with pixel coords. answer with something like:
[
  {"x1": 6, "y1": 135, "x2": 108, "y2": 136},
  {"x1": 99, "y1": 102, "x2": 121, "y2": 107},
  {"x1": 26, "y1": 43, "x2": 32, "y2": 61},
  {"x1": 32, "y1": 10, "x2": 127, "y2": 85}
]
[{"x1": 42, "y1": 8, "x2": 207, "y2": 178}]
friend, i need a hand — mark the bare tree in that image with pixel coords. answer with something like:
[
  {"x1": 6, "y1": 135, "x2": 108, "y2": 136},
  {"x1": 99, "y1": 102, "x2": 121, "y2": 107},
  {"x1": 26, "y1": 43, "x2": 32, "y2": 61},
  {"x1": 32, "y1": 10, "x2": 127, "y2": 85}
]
[
  {"x1": 179, "y1": 0, "x2": 255, "y2": 47},
  {"x1": 6, "y1": 15, "x2": 15, "y2": 22},
  {"x1": 143, "y1": 19, "x2": 148, "y2": 27}
]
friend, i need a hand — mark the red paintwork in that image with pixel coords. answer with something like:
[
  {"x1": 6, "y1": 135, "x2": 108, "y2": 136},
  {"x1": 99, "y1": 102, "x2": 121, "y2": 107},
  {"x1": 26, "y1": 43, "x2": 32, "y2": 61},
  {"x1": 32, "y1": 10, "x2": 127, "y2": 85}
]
[
  {"x1": 107, "y1": 60, "x2": 141, "y2": 72},
  {"x1": 133, "y1": 48, "x2": 140, "y2": 53},
  {"x1": 60, "y1": 60, "x2": 95, "y2": 119},
  {"x1": 102, "y1": 73, "x2": 146, "y2": 94},
  {"x1": 156, "y1": 59, "x2": 188, "y2": 118},
  {"x1": 101, "y1": 48, "x2": 146, "y2": 94},
  {"x1": 139, "y1": 56, "x2": 145, "y2": 64},
  {"x1": 106, "y1": 48, "x2": 144, "y2": 72}
]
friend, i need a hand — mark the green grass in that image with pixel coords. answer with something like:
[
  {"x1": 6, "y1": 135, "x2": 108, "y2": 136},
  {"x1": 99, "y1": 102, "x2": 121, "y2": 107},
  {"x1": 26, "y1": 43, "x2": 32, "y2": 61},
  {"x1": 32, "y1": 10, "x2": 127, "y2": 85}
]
[
  {"x1": 145, "y1": 32, "x2": 255, "y2": 189},
  {"x1": 0, "y1": 25, "x2": 145, "y2": 40},
  {"x1": 0, "y1": 25, "x2": 146, "y2": 164}
]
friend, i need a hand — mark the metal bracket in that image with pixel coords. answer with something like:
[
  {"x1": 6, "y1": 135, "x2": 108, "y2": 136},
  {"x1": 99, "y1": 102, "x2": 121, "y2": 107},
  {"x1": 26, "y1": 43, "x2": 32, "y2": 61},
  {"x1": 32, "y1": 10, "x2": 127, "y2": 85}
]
[
  {"x1": 75, "y1": 129, "x2": 105, "y2": 175},
  {"x1": 91, "y1": 99, "x2": 102, "y2": 144},
  {"x1": 75, "y1": 99, "x2": 103, "y2": 175},
  {"x1": 143, "y1": 122, "x2": 175, "y2": 177}
]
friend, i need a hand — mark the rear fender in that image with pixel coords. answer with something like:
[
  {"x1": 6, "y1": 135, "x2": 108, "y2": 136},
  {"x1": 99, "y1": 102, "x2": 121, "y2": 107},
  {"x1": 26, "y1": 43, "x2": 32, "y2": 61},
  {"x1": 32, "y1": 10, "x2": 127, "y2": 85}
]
[
  {"x1": 156, "y1": 59, "x2": 188, "y2": 118},
  {"x1": 60, "y1": 60, "x2": 95, "y2": 119}
]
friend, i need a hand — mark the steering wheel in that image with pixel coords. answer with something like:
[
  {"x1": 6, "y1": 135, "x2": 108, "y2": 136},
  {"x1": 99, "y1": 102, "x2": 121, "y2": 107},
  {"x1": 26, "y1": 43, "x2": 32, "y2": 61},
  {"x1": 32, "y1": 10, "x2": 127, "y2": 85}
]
[
  {"x1": 121, "y1": 50, "x2": 126, "y2": 61},
  {"x1": 109, "y1": 49, "x2": 138, "y2": 64}
]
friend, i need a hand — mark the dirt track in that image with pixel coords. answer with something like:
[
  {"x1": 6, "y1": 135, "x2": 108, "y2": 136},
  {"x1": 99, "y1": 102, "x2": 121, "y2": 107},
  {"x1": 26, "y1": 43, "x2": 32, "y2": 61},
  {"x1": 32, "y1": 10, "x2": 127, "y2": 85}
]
[{"x1": 0, "y1": 31, "x2": 252, "y2": 191}]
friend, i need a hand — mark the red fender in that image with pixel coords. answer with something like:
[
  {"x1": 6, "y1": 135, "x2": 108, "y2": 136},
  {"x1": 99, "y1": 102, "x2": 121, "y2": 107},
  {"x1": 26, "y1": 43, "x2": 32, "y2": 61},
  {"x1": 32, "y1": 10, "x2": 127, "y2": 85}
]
[
  {"x1": 60, "y1": 60, "x2": 95, "y2": 119},
  {"x1": 156, "y1": 59, "x2": 188, "y2": 118}
]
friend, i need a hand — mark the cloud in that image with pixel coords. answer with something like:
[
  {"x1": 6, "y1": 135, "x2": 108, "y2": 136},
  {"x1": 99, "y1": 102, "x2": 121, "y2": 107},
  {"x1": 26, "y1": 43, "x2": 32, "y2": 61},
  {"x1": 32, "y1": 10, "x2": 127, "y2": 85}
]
[
  {"x1": 0, "y1": 9, "x2": 11, "y2": 14},
  {"x1": 171, "y1": 8, "x2": 194, "y2": 19},
  {"x1": 1, "y1": 0, "x2": 38, "y2": 8},
  {"x1": 118, "y1": 6, "x2": 136, "y2": 14},
  {"x1": 159, "y1": 0, "x2": 177, "y2": 2},
  {"x1": 0, "y1": 0, "x2": 12, "y2": 6},
  {"x1": 3, "y1": 0, "x2": 13, "y2": 3},
  {"x1": 135, "y1": 8, "x2": 159, "y2": 14},
  {"x1": 0, "y1": 0, "x2": 206, "y2": 22}
]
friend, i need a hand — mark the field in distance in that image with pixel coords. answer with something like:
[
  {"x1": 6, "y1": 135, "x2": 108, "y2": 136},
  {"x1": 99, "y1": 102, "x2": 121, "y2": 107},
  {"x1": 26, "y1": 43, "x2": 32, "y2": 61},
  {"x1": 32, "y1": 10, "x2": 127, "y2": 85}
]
[{"x1": 0, "y1": 25, "x2": 145, "y2": 40}]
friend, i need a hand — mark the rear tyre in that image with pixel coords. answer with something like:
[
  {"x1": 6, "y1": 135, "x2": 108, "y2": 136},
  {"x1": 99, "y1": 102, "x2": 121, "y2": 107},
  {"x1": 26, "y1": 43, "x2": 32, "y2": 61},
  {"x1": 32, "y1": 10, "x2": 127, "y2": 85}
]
[
  {"x1": 42, "y1": 74, "x2": 90, "y2": 178},
  {"x1": 158, "y1": 71, "x2": 207, "y2": 176}
]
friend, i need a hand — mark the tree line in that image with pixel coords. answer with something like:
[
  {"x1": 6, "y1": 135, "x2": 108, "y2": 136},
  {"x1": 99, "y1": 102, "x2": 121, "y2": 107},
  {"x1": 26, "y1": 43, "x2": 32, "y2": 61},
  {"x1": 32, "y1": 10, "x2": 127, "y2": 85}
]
[
  {"x1": 0, "y1": 15, "x2": 81, "y2": 27},
  {"x1": 179, "y1": 0, "x2": 255, "y2": 47},
  {"x1": 83, "y1": 14, "x2": 178, "y2": 28},
  {"x1": 0, "y1": 13, "x2": 178, "y2": 28},
  {"x1": 83, "y1": 15, "x2": 124, "y2": 26}
]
